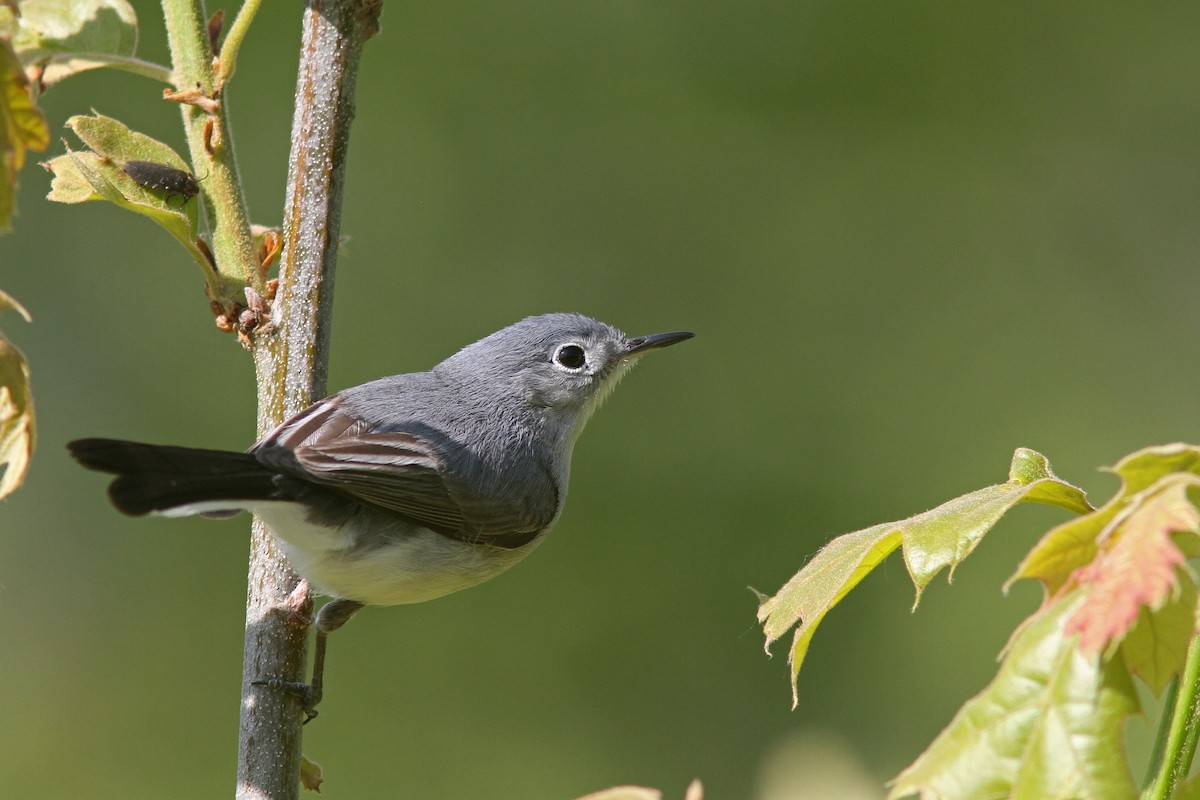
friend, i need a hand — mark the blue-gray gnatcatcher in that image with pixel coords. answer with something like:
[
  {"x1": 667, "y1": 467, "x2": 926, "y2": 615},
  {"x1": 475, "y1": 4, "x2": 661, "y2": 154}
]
[{"x1": 68, "y1": 313, "x2": 692, "y2": 718}]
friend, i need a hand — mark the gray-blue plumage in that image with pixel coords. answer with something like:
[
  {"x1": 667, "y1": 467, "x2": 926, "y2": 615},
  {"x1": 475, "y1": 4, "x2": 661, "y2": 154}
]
[
  {"x1": 70, "y1": 313, "x2": 692, "y2": 606},
  {"x1": 67, "y1": 312, "x2": 691, "y2": 718}
]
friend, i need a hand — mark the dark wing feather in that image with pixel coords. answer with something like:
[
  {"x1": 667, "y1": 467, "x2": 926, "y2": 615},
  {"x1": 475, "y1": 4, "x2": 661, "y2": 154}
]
[
  {"x1": 286, "y1": 433, "x2": 469, "y2": 533},
  {"x1": 253, "y1": 397, "x2": 545, "y2": 544}
]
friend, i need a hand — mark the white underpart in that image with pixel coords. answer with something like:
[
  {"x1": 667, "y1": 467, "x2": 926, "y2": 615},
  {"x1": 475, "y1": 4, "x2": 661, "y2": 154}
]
[{"x1": 166, "y1": 500, "x2": 530, "y2": 605}]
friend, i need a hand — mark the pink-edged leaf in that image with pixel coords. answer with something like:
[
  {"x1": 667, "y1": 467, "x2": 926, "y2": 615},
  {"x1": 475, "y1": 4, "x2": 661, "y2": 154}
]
[
  {"x1": 1013, "y1": 444, "x2": 1200, "y2": 596},
  {"x1": 1065, "y1": 476, "x2": 1199, "y2": 655}
]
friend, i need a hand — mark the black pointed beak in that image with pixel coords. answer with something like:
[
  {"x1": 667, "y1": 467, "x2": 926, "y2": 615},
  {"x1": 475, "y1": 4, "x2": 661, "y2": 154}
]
[{"x1": 624, "y1": 330, "x2": 694, "y2": 357}]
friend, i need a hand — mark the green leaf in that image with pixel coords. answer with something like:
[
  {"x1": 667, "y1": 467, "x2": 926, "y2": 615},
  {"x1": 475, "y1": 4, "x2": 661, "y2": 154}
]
[
  {"x1": 888, "y1": 591, "x2": 1139, "y2": 800},
  {"x1": 10, "y1": 0, "x2": 137, "y2": 57},
  {"x1": 1118, "y1": 569, "x2": 1196, "y2": 697},
  {"x1": 67, "y1": 147, "x2": 197, "y2": 245},
  {"x1": 757, "y1": 526, "x2": 903, "y2": 707},
  {"x1": 68, "y1": 112, "x2": 192, "y2": 173},
  {"x1": 1013, "y1": 445, "x2": 1200, "y2": 596},
  {"x1": 0, "y1": 289, "x2": 33, "y2": 499},
  {"x1": 1173, "y1": 772, "x2": 1200, "y2": 800},
  {"x1": 44, "y1": 114, "x2": 208, "y2": 263},
  {"x1": 41, "y1": 150, "x2": 98, "y2": 203},
  {"x1": 0, "y1": 38, "x2": 50, "y2": 231},
  {"x1": 3, "y1": 0, "x2": 168, "y2": 89},
  {"x1": 758, "y1": 448, "x2": 1089, "y2": 707},
  {"x1": 299, "y1": 754, "x2": 323, "y2": 793}
]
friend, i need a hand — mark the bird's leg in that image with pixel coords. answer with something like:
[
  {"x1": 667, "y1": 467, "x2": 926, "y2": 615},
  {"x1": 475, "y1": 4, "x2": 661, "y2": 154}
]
[
  {"x1": 303, "y1": 599, "x2": 364, "y2": 721},
  {"x1": 253, "y1": 598, "x2": 365, "y2": 723}
]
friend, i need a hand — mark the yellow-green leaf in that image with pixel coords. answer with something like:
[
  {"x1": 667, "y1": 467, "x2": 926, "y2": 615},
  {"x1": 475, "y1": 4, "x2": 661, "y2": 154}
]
[
  {"x1": 888, "y1": 591, "x2": 1139, "y2": 800},
  {"x1": 6, "y1": 0, "x2": 168, "y2": 89},
  {"x1": 1118, "y1": 569, "x2": 1196, "y2": 696},
  {"x1": 66, "y1": 113, "x2": 190, "y2": 170},
  {"x1": 757, "y1": 526, "x2": 902, "y2": 707},
  {"x1": 44, "y1": 115, "x2": 207, "y2": 262},
  {"x1": 758, "y1": 448, "x2": 1089, "y2": 706},
  {"x1": 1174, "y1": 772, "x2": 1200, "y2": 800},
  {"x1": 10, "y1": 0, "x2": 137, "y2": 57},
  {"x1": 0, "y1": 38, "x2": 50, "y2": 231},
  {"x1": 0, "y1": 289, "x2": 33, "y2": 499},
  {"x1": 1012, "y1": 444, "x2": 1200, "y2": 596},
  {"x1": 299, "y1": 754, "x2": 322, "y2": 793},
  {"x1": 42, "y1": 150, "x2": 99, "y2": 204}
]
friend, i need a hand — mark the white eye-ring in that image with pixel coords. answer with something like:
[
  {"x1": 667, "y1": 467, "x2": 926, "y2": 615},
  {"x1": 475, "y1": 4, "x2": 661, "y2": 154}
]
[{"x1": 553, "y1": 343, "x2": 587, "y2": 371}]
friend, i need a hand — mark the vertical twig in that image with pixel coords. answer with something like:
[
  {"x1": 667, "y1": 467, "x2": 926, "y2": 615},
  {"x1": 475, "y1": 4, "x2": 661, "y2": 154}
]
[
  {"x1": 1141, "y1": 632, "x2": 1200, "y2": 800},
  {"x1": 237, "y1": 2, "x2": 381, "y2": 799},
  {"x1": 161, "y1": 0, "x2": 261, "y2": 309}
]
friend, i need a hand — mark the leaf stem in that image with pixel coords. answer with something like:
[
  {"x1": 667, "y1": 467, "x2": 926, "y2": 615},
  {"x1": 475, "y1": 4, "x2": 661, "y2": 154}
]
[
  {"x1": 215, "y1": 0, "x2": 264, "y2": 88},
  {"x1": 39, "y1": 53, "x2": 173, "y2": 85},
  {"x1": 1141, "y1": 632, "x2": 1200, "y2": 800},
  {"x1": 160, "y1": 0, "x2": 261, "y2": 312}
]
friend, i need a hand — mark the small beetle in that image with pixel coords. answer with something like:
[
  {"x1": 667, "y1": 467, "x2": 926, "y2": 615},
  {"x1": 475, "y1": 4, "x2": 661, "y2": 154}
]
[{"x1": 122, "y1": 160, "x2": 201, "y2": 205}]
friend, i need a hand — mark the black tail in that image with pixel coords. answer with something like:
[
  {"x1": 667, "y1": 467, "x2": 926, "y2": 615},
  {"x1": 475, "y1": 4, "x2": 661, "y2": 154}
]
[{"x1": 67, "y1": 438, "x2": 281, "y2": 517}]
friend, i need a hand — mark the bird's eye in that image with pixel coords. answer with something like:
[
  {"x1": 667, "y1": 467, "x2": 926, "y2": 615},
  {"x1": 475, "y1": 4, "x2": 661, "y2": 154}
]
[{"x1": 553, "y1": 344, "x2": 587, "y2": 370}]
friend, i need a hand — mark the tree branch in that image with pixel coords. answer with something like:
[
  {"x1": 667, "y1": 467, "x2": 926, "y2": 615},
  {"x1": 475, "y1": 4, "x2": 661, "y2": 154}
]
[
  {"x1": 161, "y1": 0, "x2": 261, "y2": 312},
  {"x1": 237, "y1": 2, "x2": 381, "y2": 798}
]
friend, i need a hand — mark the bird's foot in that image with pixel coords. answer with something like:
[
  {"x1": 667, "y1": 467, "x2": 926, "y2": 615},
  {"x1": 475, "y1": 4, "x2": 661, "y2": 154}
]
[{"x1": 252, "y1": 677, "x2": 323, "y2": 724}]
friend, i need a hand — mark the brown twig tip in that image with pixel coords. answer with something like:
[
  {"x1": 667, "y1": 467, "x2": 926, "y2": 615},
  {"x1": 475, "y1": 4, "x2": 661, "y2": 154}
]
[
  {"x1": 207, "y1": 9, "x2": 225, "y2": 55},
  {"x1": 256, "y1": 229, "x2": 282, "y2": 272},
  {"x1": 356, "y1": 0, "x2": 384, "y2": 36}
]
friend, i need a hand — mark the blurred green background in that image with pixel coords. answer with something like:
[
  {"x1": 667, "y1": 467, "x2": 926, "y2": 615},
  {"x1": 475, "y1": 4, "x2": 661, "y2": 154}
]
[{"x1": 3, "y1": 2, "x2": 1199, "y2": 798}]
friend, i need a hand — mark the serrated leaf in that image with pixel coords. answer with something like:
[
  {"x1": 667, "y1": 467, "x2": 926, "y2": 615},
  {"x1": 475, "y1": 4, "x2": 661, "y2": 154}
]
[
  {"x1": 42, "y1": 151, "x2": 99, "y2": 203},
  {"x1": 888, "y1": 591, "x2": 1139, "y2": 800},
  {"x1": 902, "y1": 448, "x2": 1089, "y2": 597},
  {"x1": 6, "y1": 0, "x2": 167, "y2": 89},
  {"x1": 1118, "y1": 569, "x2": 1196, "y2": 696},
  {"x1": 68, "y1": 112, "x2": 190, "y2": 172},
  {"x1": 11, "y1": 0, "x2": 137, "y2": 56},
  {"x1": 1065, "y1": 476, "x2": 1199, "y2": 656},
  {"x1": 65, "y1": 147, "x2": 197, "y2": 242},
  {"x1": 1013, "y1": 444, "x2": 1200, "y2": 596},
  {"x1": 0, "y1": 38, "x2": 50, "y2": 231},
  {"x1": 758, "y1": 448, "x2": 1090, "y2": 707},
  {"x1": 300, "y1": 754, "x2": 322, "y2": 793},
  {"x1": 0, "y1": 290, "x2": 33, "y2": 499},
  {"x1": 44, "y1": 114, "x2": 207, "y2": 260},
  {"x1": 758, "y1": 526, "x2": 903, "y2": 706}
]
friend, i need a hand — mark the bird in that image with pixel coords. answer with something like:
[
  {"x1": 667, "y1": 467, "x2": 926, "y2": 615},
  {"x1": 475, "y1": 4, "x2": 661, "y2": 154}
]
[{"x1": 68, "y1": 312, "x2": 692, "y2": 719}]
